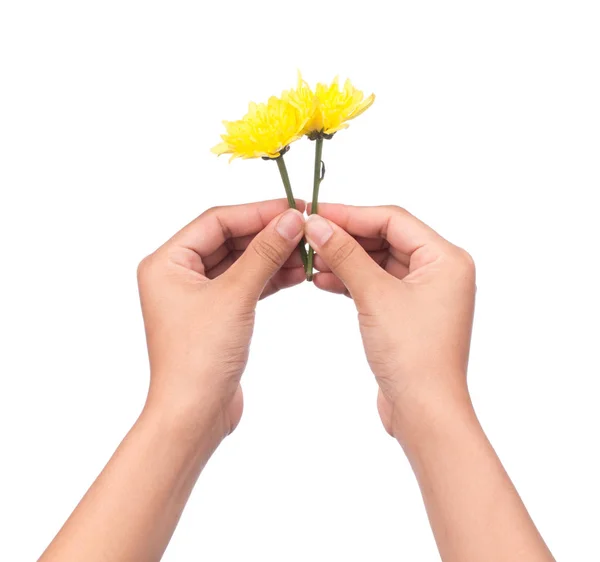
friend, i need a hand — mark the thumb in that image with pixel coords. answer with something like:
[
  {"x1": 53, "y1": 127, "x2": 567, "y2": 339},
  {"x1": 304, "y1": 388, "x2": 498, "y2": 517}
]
[
  {"x1": 225, "y1": 208, "x2": 306, "y2": 298},
  {"x1": 304, "y1": 214, "x2": 387, "y2": 300}
]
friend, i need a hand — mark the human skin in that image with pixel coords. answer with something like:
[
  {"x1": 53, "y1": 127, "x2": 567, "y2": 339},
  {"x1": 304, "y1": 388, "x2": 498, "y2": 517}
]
[
  {"x1": 39, "y1": 199, "x2": 308, "y2": 562},
  {"x1": 39, "y1": 200, "x2": 554, "y2": 562},
  {"x1": 304, "y1": 203, "x2": 555, "y2": 562}
]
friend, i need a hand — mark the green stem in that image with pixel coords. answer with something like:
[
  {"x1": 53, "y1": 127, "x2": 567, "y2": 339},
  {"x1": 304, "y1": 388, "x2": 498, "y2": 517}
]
[
  {"x1": 306, "y1": 137, "x2": 324, "y2": 281},
  {"x1": 275, "y1": 155, "x2": 308, "y2": 270}
]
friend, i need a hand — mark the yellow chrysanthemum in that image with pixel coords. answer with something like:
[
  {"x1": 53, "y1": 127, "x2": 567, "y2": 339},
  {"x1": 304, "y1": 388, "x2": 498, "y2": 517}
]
[
  {"x1": 283, "y1": 75, "x2": 375, "y2": 139},
  {"x1": 211, "y1": 96, "x2": 307, "y2": 161}
]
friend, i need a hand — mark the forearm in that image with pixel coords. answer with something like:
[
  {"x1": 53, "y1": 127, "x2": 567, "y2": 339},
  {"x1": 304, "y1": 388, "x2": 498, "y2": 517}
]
[
  {"x1": 401, "y1": 399, "x2": 554, "y2": 562},
  {"x1": 39, "y1": 403, "x2": 222, "y2": 562}
]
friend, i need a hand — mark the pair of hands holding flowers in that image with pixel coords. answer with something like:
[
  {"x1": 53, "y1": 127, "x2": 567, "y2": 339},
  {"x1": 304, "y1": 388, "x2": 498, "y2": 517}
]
[
  {"x1": 138, "y1": 198, "x2": 476, "y2": 450},
  {"x1": 139, "y1": 75, "x2": 475, "y2": 446}
]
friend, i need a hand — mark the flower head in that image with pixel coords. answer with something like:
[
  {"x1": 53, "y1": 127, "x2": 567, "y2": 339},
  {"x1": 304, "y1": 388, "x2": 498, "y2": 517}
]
[
  {"x1": 283, "y1": 74, "x2": 375, "y2": 139},
  {"x1": 212, "y1": 96, "x2": 307, "y2": 161}
]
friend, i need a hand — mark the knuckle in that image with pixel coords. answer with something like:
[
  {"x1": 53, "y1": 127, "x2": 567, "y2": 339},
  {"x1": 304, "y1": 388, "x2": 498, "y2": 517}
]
[
  {"x1": 382, "y1": 204, "x2": 408, "y2": 215},
  {"x1": 199, "y1": 205, "x2": 225, "y2": 224},
  {"x1": 136, "y1": 254, "x2": 155, "y2": 281},
  {"x1": 457, "y1": 247, "x2": 476, "y2": 271},
  {"x1": 204, "y1": 205, "x2": 223, "y2": 216},
  {"x1": 329, "y1": 239, "x2": 357, "y2": 270},
  {"x1": 251, "y1": 238, "x2": 284, "y2": 268},
  {"x1": 450, "y1": 246, "x2": 476, "y2": 282}
]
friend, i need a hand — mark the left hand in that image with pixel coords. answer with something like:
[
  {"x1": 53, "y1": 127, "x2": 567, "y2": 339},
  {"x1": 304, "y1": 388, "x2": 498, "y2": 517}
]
[
  {"x1": 304, "y1": 203, "x2": 476, "y2": 445},
  {"x1": 137, "y1": 199, "x2": 306, "y2": 443}
]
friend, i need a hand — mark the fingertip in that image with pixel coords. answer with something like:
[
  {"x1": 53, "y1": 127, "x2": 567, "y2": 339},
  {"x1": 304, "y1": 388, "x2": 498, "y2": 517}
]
[
  {"x1": 260, "y1": 267, "x2": 306, "y2": 299},
  {"x1": 275, "y1": 208, "x2": 305, "y2": 241},
  {"x1": 294, "y1": 199, "x2": 307, "y2": 213},
  {"x1": 307, "y1": 201, "x2": 342, "y2": 215},
  {"x1": 282, "y1": 250, "x2": 305, "y2": 269},
  {"x1": 304, "y1": 214, "x2": 334, "y2": 249},
  {"x1": 313, "y1": 254, "x2": 331, "y2": 273},
  {"x1": 307, "y1": 201, "x2": 348, "y2": 218},
  {"x1": 313, "y1": 272, "x2": 348, "y2": 295},
  {"x1": 281, "y1": 266, "x2": 308, "y2": 286}
]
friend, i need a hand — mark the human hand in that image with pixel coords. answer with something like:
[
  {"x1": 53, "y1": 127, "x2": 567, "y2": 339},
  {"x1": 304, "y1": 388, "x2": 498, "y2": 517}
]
[
  {"x1": 304, "y1": 204, "x2": 476, "y2": 446},
  {"x1": 137, "y1": 199, "x2": 306, "y2": 442}
]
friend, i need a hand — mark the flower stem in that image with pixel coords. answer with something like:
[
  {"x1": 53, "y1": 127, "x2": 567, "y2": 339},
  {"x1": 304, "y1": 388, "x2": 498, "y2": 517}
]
[
  {"x1": 306, "y1": 137, "x2": 324, "y2": 281},
  {"x1": 275, "y1": 156, "x2": 308, "y2": 270}
]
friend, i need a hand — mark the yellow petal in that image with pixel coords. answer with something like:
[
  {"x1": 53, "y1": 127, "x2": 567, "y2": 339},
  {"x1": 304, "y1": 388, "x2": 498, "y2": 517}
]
[
  {"x1": 349, "y1": 93, "x2": 376, "y2": 120},
  {"x1": 323, "y1": 123, "x2": 349, "y2": 135},
  {"x1": 211, "y1": 142, "x2": 231, "y2": 155},
  {"x1": 247, "y1": 102, "x2": 258, "y2": 117}
]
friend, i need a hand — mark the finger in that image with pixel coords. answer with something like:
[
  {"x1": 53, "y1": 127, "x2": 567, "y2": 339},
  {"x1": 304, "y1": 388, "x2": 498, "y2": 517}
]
[
  {"x1": 277, "y1": 249, "x2": 305, "y2": 269},
  {"x1": 260, "y1": 267, "x2": 307, "y2": 299},
  {"x1": 313, "y1": 249, "x2": 389, "y2": 273},
  {"x1": 224, "y1": 209, "x2": 306, "y2": 298},
  {"x1": 354, "y1": 236, "x2": 390, "y2": 252},
  {"x1": 226, "y1": 234, "x2": 256, "y2": 251},
  {"x1": 304, "y1": 214, "x2": 388, "y2": 300},
  {"x1": 315, "y1": 251, "x2": 410, "y2": 282},
  {"x1": 202, "y1": 243, "x2": 230, "y2": 270},
  {"x1": 385, "y1": 256, "x2": 411, "y2": 279},
  {"x1": 308, "y1": 203, "x2": 444, "y2": 258},
  {"x1": 206, "y1": 252, "x2": 236, "y2": 280},
  {"x1": 204, "y1": 234, "x2": 306, "y2": 271},
  {"x1": 206, "y1": 248, "x2": 304, "y2": 279},
  {"x1": 313, "y1": 272, "x2": 350, "y2": 297},
  {"x1": 202, "y1": 236, "x2": 256, "y2": 271},
  {"x1": 346, "y1": 235, "x2": 406, "y2": 264},
  {"x1": 229, "y1": 236, "x2": 306, "y2": 268},
  {"x1": 170, "y1": 198, "x2": 306, "y2": 259}
]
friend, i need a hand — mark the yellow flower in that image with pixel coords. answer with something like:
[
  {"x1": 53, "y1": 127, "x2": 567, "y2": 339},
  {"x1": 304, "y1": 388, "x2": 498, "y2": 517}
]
[
  {"x1": 283, "y1": 74, "x2": 375, "y2": 139},
  {"x1": 211, "y1": 96, "x2": 307, "y2": 161}
]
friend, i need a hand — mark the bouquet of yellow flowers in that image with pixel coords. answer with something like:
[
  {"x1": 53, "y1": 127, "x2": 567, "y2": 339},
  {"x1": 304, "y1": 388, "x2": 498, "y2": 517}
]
[{"x1": 212, "y1": 73, "x2": 375, "y2": 281}]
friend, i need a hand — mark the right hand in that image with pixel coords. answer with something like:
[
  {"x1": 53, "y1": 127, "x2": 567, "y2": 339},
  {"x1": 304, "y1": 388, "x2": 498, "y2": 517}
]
[
  {"x1": 137, "y1": 200, "x2": 307, "y2": 442},
  {"x1": 304, "y1": 204, "x2": 477, "y2": 445}
]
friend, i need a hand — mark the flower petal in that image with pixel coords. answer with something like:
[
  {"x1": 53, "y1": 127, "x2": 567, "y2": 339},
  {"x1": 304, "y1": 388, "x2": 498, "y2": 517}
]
[
  {"x1": 349, "y1": 93, "x2": 376, "y2": 120},
  {"x1": 211, "y1": 142, "x2": 232, "y2": 155}
]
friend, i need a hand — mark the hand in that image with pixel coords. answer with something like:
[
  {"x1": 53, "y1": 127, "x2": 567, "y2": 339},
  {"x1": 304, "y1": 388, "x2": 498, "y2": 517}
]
[
  {"x1": 137, "y1": 199, "x2": 306, "y2": 441},
  {"x1": 304, "y1": 204, "x2": 476, "y2": 445}
]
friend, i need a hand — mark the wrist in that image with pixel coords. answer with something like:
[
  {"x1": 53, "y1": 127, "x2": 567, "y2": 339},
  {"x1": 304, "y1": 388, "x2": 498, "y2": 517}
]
[
  {"x1": 141, "y1": 391, "x2": 229, "y2": 455},
  {"x1": 144, "y1": 366, "x2": 242, "y2": 438},
  {"x1": 388, "y1": 381, "x2": 477, "y2": 453}
]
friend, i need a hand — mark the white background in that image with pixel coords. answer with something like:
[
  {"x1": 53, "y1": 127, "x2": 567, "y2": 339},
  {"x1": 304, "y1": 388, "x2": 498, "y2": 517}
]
[{"x1": 1, "y1": 1, "x2": 599, "y2": 560}]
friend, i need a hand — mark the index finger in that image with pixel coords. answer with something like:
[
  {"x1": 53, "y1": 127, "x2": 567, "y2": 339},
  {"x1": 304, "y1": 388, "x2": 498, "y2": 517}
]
[
  {"x1": 309, "y1": 203, "x2": 445, "y2": 256},
  {"x1": 169, "y1": 198, "x2": 306, "y2": 257}
]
